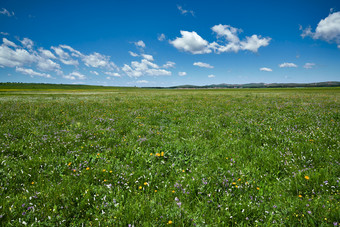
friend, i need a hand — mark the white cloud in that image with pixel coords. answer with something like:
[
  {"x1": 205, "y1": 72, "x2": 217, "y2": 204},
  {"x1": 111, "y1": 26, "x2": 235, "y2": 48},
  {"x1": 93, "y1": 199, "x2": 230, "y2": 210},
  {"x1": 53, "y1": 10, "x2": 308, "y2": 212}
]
[
  {"x1": 136, "y1": 80, "x2": 149, "y2": 84},
  {"x1": 146, "y1": 69, "x2": 171, "y2": 76},
  {"x1": 63, "y1": 71, "x2": 86, "y2": 80},
  {"x1": 16, "y1": 67, "x2": 52, "y2": 78},
  {"x1": 82, "y1": 52, "x2": 116, "y2": 69},
  {"x1": 52, "y1": 46, "x2": 70, "y2": 59},
  {"x1": 170, "y1": 31, "x2": 212, "y2": 54},
  {"x1": 51, "y1": 46, "x2": 79, "y2": 66},
  {"x1": 63, "y1": 75, "x2": 76, "y2": 80},
  {"x1": 211, "y1": 24, "x2": 271, "y2": 53},
  {"x1": 122, "y1": 59, "x2": 171, "y2": 77},
  {"x1": 142, "y1": 54, "x2": 154, "y2": 61},
  {"x1": 279, "y1": 63, "x2": 298, "y2": 68},
  {"x1": 129, "y1": 51, "x2": 138, "y2": 57},
  {"x1": 60, "y1": 58, "x2": 79, "y2": 66},
  {"x1": 208, "y1": 74, "x2": 215, "y2": 78},
  {"x1": 134, "y1": 40, "x2": 145, "y2": 48},
  {"x1": 177, "y1": 5, "x2": 194, "y2": 16},
  {"x1": 90, "y1": 70, "x2": 99, "y2": 75},
  {"x1": 240, "y1": 35, "x2": 271, "y2": 52},
  {"x1": 1, "y1": 32, "x2": 9, "y2": 36},
  {"x1": 38, "y1": 48, "x2": 56, "y2": 59},
  {"x1": 193, "y1": 61, "x2": 214, "y2": 68},
  {"x1": 162, "y1": 61, "x2": 175, "y2": 68},
  {"x1": 0, "y1": 45, "x2": 36, "y2": 67},
  {"x1": 21, "y1": 38, "x2": 34, "y2": 50},
  {"x1": 59, "y1": 45, "x2": 82, "y2": 57},
  {"x1": 158, "y1": 33, "x2": 165, "y2": 41},
  {"x1": 2, "y1": 38, "x2": 17, "y2": 48},
  {"x1": 36, "y1": 58, "x2": 60, "y2": 71},
  {"x1": 171, "y1": 25, "x2": 271, "y2": 54},
  {"x1": 0, "y1": 8, "x2": 14, "y2": 17},
  {"x1": 104, "y1": 72, "x2": 121, "y2": 77},
  {"x1": 303, "y1": 63, "x2": 315, "y2": 69},
  {"x1": 301, "y1": 11, "x2": 340, "y2": 48},
  {"x1": 212, "y1": 24, "x2": 241, "y2": 43},
  {"x1": 178, "y1": 71, "x2": 187, "y2": 76},
  {"x1": 260, "y1": 67, "x2": 273, "y2": 72}
]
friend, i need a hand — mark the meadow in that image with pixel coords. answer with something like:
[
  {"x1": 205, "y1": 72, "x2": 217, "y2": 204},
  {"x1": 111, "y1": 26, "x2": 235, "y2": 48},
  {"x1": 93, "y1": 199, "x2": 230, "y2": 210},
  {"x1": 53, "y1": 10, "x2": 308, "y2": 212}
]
[{"x1": 0, "y1": 86, "x2": 339, "y2": 226}]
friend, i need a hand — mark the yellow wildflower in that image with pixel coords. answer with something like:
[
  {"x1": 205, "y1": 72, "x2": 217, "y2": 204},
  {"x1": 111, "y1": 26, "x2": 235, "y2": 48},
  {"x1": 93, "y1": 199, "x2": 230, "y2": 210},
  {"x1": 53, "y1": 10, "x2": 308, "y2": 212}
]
[
  {"x1": 257, "y1": 187, "x2": 260, "y2": 190},
  {"x1": 139, "y1": 186, "x2": 142, "y2": 190},
  {"x1": 161, "y1": 152, "x2": 164, "y2": 156},
  {"x1": 68, "y1": 162, "x2": 72, "y2": 166},
  {"x1": 305, "y1": 176, "x2": 310, "y2": 180},
  {"x1": 31, "y1": 182, "x2": 34, "y2": 185},
  {"x1": 144, "y1": 182, "x2": 148, "y2": 186},
  {"x1": 103, "y1": 169, "x2": 106, "y2": 172},
  {"x1": 298, "y1": 195, "x2": 302, "y2": 198},
  {"x1": 86, "y1": 167, "x2": 90, "y2": 170},
  {"x1": 168, "y1": 220, "x2": 173, "y2": 224}
]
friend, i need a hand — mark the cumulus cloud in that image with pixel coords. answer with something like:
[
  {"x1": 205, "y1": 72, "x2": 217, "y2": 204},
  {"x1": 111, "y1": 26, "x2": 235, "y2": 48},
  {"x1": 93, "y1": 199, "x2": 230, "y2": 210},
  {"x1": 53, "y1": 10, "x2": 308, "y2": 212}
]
[
  {"x1": 300, "y1": 11, "x2": 340, "y2": 48},
  {"x1": 162, "y1": 61, "x2": 175, "y2": 68},
  {"x1": 0, "y1": 44, "x2": 36, "y2": 67},
  {"x1": 1, "y1": 36, "x2": 122, "y2": 81},
  {"x1": 240, "y1": 35, "x2": 271, "y2": 52},
  {"x1": 134, "y1": 40, "x2": 145, "y2": 48},
  {"x1": 193, "y1": 62, "x2": 214, "y2": 68},
  {"x1": 21, "y1": 38, "x2": 34, "y2": 50},
  {"x1": 63, "y1": 71, "x2": 86, "y2": 80},
  {"x1": 16, "y1": 67, "x2": 53, "y2": 78},
  {"x1": 36, "y1": 58, "x2": 60, "y2": 71},
  {"x1": 260, "y1": 67, "x2": 273, "y2": 72},
  {"x1": 303, "y1": 63, "x2": 315, "y2": 69},
  {"x1": 2, "y1": 38, "x2": 17, "y2": 48},
  {"x1": 39, "y1": 48, "x2": 56, "y2": 59},
  {"x1": 122, "y1": 59, "x2": 171, "y2": 77},
  {"x1": 171, "y1": 25, "x2": 271, "y2": 54},
  {"x1": 279, "y1": 63, "x2": 298, "y2": 68},
  {"x1": 136, "y1": 80, "x2": 149, "y2": 84},
  {"x1": 170, "y1": 31, "x2": 212, "y2": 54},
  {"x1": 158, "y1": 33, "x2": 166, "y2": 41},
  {"x1": 208, "y1": 74, "x2": 215, "y2": 78},
  {"x1": 212, "y1": 24, "x2": 241, "y2": 43},
  {"x1": 129, "y1": 51, "x2": 138, "y2": 57},
  {"x1": 82, "y1": 52, "x2": 117, "y2": 69},
  {"x1": 212, "y1": 24, "x2": 271, "y2": 53},
  {"x1": 142, "y1": 54, "x2": 154, "y2": 61},
  {"x1": 0, "y1": 8, "x2": 14, "y2": 17},
  {"x1": 178, "y1": 71, "x2": 187, "y2": 76},
  {"x1": 90, "y1": 71, "x2": 99, "y2": 75},
  {"x1": 177, "y1": 5, "x2": 194, "y2": 16},
  {"x1": 104, "y1": 72, "x2": 121, "y2": 77}
]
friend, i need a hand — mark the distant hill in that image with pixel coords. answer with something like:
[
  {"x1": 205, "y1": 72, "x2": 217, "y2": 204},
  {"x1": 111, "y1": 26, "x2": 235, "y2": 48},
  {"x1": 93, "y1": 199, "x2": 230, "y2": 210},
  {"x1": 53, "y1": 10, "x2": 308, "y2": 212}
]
[
  {"x1": 0, "y1": 81, "x2": 339, "y2": 90},
  {"x1": 168, "y1": 81, "x2": 340, "y2": 89}
]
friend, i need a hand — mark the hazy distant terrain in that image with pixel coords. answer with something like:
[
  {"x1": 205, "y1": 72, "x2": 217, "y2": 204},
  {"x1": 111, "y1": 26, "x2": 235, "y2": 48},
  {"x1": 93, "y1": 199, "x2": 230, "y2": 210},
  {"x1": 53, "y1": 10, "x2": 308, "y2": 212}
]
[{"x1": 0, "y1": 85, "x2": 339, "y2": 225}]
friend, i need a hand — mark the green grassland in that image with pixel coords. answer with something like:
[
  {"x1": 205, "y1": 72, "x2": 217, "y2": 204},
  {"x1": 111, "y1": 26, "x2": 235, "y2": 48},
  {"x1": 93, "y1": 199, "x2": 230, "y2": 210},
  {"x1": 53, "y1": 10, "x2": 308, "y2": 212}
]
[{"x1": 0, "y1": 86, "x2": 339, "y2": 226}]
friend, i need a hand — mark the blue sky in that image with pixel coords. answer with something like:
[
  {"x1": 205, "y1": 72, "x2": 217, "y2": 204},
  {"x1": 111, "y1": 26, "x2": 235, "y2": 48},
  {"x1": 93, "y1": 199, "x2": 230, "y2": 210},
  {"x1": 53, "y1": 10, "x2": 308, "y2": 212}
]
[{"x1": 0, "y1": 0, "x2": 339, "y2": 86}]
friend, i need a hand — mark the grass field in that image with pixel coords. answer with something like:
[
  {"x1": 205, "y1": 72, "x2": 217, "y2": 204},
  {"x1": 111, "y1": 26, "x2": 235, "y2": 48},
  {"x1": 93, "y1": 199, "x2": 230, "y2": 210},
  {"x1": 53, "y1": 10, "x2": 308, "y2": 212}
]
[{"x1": 0, "y1": 87, "x2": 339, "y2": 226}]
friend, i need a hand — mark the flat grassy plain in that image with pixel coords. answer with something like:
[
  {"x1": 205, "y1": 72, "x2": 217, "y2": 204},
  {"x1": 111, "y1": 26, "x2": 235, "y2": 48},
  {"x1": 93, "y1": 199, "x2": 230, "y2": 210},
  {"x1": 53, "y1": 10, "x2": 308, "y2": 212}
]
[{"x1": 0, "y1": 87, "x2": 339, "y2": 226}]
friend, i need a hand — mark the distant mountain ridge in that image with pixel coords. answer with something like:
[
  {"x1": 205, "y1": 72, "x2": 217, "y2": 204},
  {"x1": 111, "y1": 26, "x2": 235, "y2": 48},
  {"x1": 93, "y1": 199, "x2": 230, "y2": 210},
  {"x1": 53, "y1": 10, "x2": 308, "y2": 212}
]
[{"x1": 168, "y1": 81, "x2": 340, "y2": 89}]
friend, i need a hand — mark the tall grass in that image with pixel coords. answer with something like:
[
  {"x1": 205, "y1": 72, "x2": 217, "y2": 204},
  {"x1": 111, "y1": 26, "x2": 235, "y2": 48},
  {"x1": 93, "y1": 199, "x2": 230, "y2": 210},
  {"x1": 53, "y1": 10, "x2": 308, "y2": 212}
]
[{"x1": 0, "y1": 88, "x2": 339, "y2": 226}]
